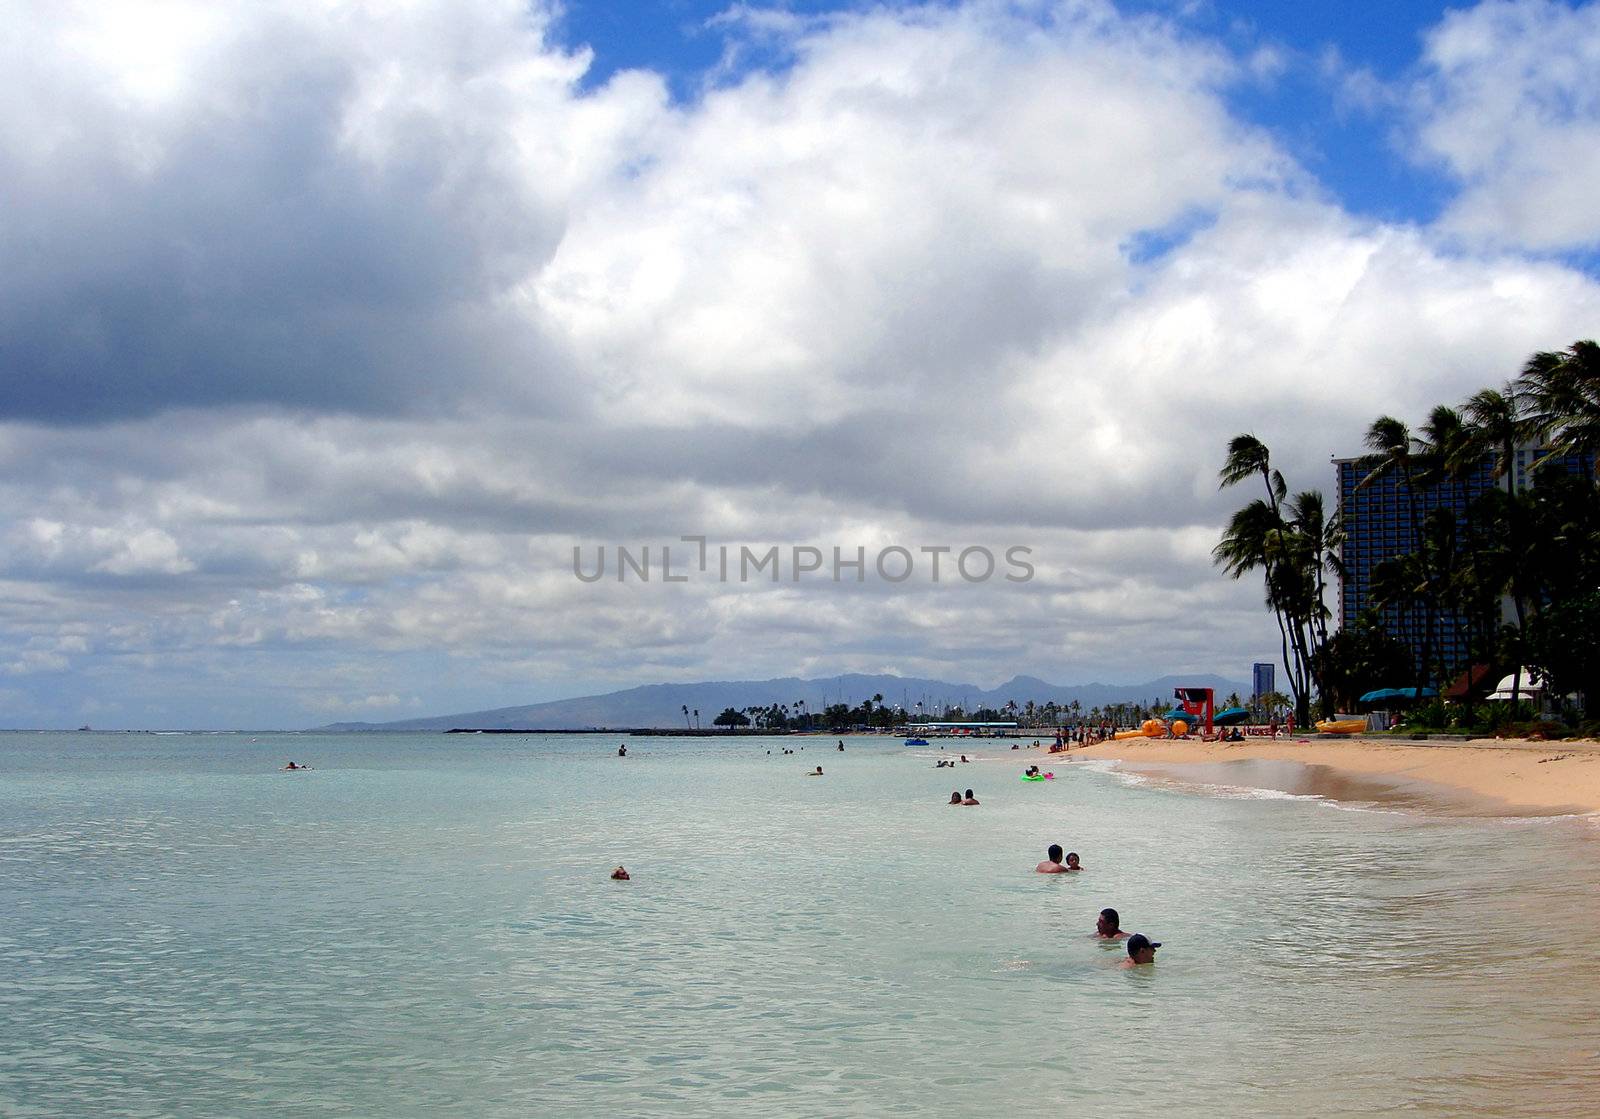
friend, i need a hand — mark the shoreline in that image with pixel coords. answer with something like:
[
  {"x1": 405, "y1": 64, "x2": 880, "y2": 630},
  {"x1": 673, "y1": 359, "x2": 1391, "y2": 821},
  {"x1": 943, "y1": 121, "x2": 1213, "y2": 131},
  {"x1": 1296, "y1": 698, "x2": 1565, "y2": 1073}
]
[{"x1": 959, "y1": 735, "x2": 1600, "y2": 817}]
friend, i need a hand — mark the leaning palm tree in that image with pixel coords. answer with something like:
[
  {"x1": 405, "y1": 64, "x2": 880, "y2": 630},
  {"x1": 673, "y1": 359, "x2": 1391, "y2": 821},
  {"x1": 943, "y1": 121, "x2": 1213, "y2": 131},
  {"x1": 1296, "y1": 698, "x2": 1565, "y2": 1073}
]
[{"x1": 1214, "y1": 498, "x2": 1313, "y2": 723}]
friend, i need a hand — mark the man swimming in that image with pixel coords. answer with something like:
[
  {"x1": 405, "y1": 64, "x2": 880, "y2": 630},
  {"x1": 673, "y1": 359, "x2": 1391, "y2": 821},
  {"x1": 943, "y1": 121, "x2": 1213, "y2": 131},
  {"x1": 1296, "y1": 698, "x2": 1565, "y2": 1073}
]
[
  {"x1": 1035, "y1": 844, "x2": 1068, "y2": 873},
  {"x1": 961, "y1": 789, "x2": 979, "y2": 806},
  {"x1": 1120, "y1": 933, "x2": 1160, "y2": 968},
  {"x1": 610, "y1": 866, "x2": 630, "y2": 881},
  {"x1": 806, "y1": 766, "x2": 824, "y2": 776},
  {"x1": 1094, "y1": 908, "x2": 1130, "y2": 939}
]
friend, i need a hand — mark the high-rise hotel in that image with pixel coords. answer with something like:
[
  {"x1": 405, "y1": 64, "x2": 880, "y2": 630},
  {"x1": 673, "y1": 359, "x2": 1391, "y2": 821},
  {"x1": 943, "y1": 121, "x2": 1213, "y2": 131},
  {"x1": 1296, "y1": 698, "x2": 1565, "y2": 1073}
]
[{"x1": 1333, "y1": 447, "x2": 1592, "y2": 677}]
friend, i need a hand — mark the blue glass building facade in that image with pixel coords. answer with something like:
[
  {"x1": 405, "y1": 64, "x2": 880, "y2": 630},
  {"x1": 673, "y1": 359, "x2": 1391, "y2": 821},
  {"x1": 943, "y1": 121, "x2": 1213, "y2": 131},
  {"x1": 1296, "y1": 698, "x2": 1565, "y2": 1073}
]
[
  {"x1": 1334, "y1": 455, "x2": 1499, "y2": 675},
  {"x1": 1334, "y1": 448, "x2": 1594, "y2": 679}
]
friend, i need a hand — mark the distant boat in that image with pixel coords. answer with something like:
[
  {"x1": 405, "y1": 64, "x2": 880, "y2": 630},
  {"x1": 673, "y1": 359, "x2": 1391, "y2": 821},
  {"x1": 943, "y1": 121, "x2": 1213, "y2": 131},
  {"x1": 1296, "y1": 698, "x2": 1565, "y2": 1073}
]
[
  {"x1": 77, "y1": 725, "x2": 91, "y2": 732},
  {"x1": 903, "y1": 736, "x2": 929, "y2": 746}
]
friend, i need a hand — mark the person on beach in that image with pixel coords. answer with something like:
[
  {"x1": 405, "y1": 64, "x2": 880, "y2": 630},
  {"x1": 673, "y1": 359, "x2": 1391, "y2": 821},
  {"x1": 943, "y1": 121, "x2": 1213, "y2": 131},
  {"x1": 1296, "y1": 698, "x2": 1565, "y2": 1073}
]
[
  {"x1": 1095, "y1": 908, "x2": 1129, "y2": 939},
  {"x1": 1121, "y1": 933, "x2": 1159, "y2": 968},
  {"x1": 611, "y1": 866, "x2": 630, "y2": 880},
  {"x1": 962, "y1": 789, "x2": 979, "y2": 806},
  {"x1": 1064, "y1": 852, "x2": 1082, "y2": 871},
  {"x1": 949, "y1": 791, "x2": 963, "y2": 805},
  {"x1": 1035, "y1": 844, "x2": 1069, "y2": 873}
]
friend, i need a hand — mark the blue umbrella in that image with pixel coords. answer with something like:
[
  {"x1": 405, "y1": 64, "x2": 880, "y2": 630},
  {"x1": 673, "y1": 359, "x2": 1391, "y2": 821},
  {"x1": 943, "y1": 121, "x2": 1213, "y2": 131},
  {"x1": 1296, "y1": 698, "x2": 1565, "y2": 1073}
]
[
  {"x1": 1360, "y1": 687, "x2": 1437, "y2": 703},
  {"x1": 1212, "y1": 706, "x2": 1250, "y2": 725}
]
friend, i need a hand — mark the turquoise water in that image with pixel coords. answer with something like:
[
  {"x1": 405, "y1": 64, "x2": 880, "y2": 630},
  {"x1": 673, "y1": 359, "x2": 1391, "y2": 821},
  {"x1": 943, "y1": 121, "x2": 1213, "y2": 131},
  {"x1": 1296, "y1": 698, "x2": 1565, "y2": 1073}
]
[{"x1": 3, "y1": 732, "x2": 1599, "y2": 1117}]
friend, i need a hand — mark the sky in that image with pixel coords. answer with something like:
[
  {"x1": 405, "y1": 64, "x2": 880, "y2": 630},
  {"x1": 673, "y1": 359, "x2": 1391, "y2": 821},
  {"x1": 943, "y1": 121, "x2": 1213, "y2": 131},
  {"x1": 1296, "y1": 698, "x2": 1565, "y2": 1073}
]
[{"x1": 2, "y1": 0, "x2": 1599, "y2": 729}]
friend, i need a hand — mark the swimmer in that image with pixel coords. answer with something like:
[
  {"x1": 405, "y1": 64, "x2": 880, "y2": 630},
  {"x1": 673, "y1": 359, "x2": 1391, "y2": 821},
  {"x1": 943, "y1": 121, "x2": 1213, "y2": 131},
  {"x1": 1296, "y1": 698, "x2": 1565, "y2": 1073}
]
[
  {"x1": 837, "y1": 742, "x2": 844, "y2": 751},
  {"x1": 1121, "y1": 933, "x2": 1159, "y2": 968},
  {"x1": 962, "y1": 789, "x2": 979, "y2": 806},
  {"x1": 1064, "y1": 852, "x2": 1082, "y2": 871},
  {"x1": 1025, "y1": 765, "x2": 1038, "y2": 776},
  {"x1": 949, "y1": 791, "x2": 963, "y2": 805},
  {"x1": 1035, "y1": 844, "x2": 1068, "y2": 873},
  {"x1": 1094, "y1": 908, "x2": 1130, "y2": 939},
  {"x1": 610, "y1": 866, "x2": 630, "y2": 881},
  {"x1": 617, "y1": 744, "x2": 627, "y2": 757},
  {"x1": 806, "y1": 766, "x2": 824, "y2": 776},
  {"x1": 282, "y1": 761, "x2": 310, "y2": 771},
  {"x1": 960, "y1": 754, "x2": 969, "y2": 764},
  {"x1": 837, "y1": 740, "x2": 845, "y2": 750}
]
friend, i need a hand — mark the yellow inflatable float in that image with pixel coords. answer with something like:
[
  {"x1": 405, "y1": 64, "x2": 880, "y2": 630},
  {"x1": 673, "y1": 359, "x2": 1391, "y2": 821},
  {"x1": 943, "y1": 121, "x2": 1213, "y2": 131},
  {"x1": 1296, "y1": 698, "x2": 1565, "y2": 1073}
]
[
  {"x1": 1112, "y1": 719, "x2": 1169, "y2": 740},
  {"x1": 1315, "y1": 718, "x2": 1366, "y2": 735}
]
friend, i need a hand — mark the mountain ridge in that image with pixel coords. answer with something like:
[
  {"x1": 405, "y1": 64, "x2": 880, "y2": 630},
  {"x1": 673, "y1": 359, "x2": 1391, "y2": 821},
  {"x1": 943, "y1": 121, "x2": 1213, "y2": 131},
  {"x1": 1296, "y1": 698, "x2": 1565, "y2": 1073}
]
[{"x1": 316, "y1": 671, "x2": 1252, "y2": 731}]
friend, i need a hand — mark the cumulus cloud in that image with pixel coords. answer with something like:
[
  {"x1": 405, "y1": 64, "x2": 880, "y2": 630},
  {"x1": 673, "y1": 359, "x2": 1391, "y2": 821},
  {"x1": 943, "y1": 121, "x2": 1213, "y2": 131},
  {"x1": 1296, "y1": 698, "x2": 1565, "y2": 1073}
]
[
  {"x1": 0, "y1": 0, "x2": 1596, "y2": 726},
  {"x1": 1408, "y1": 0, "x2": 1600, "y2": 250}
]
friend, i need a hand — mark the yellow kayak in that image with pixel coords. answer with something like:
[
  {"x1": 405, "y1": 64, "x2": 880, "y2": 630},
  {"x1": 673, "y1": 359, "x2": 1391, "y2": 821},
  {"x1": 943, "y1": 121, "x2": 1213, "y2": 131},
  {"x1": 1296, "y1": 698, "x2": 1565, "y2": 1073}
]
[{"x1": 1315, "y1": 718, "x2": 1365, "y2": 735}]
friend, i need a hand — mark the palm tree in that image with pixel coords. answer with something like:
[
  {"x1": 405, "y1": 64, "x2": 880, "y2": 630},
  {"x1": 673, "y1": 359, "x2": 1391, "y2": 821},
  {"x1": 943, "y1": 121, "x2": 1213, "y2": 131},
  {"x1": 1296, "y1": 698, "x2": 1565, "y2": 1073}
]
[
  {"x1": 1519, "y1": 340, "x2": 1600, "y2": 476},
  {"x1": 1215, "y1": 497, "x2": 1313, "y2": 723},
  {"x1": 1417, "y1": 404, "x2": 1481, "y2": 689},
  {"x1": 1358, "y1": 416, "x2": 1439, "y2": 691},
  {"x1": 1465, "y1": 382, "x2": 1536, "y2": 701},
  {"x1": 682, "y1": 704, "x2": 691, "y2": 730},
  {"x1": 1218, "y1": 435, "x2": 1309, "y2": 720}
]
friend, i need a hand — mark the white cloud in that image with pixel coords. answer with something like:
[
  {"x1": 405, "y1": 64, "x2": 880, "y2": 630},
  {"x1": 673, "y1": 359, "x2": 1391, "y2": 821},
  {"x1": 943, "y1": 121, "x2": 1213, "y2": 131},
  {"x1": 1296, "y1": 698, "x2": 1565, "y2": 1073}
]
[
  {"x1": 1410, "y1": 0, "x2": 1600, "y2": 250},
  {"x1": 0, "y1": 0, "x2": 1596, "y2": 726}
]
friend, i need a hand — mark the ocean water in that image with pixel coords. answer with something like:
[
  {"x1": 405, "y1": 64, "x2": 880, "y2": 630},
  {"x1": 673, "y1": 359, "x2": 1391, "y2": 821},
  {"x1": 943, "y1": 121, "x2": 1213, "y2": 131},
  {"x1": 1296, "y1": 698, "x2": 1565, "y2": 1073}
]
[{"x1": 3, "y1": 732, "x2": 1599, "y2": 1117}]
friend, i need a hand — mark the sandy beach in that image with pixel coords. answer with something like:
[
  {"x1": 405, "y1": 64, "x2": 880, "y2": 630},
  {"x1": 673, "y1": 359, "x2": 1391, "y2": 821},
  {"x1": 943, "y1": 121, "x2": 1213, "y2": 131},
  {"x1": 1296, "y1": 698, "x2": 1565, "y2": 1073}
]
[{"x1": 1046, "y1": 735, "x2": 1600, "y2": 817}]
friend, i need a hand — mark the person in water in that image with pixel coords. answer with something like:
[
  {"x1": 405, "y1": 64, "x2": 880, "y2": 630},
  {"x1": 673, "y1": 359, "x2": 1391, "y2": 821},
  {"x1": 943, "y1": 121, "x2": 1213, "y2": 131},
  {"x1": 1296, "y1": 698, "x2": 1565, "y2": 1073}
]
[
  {"x1": 1121, "y1": 933, "x2": 1159, "y2": 968},
  {"x1": 1064, "y1": 852, "x2": 1082, "y2": 871},
  {"x1": 1035, "y1": 844, "x2": 1068, "y2": 873},
  {"x1": 282, "y1": 761, "x2": 309, "y2": 771},
  {"x1": 959, "y1": 754, "x2": 969, "y2": 763},
  {"x1": 807, "y1": 766, "x2": 824, "y2": 776},
  {"x1": 1025, "y1": 765, "x2": 1039, "y2": 776},
  {"x1": 961, "y1": 789, "x2": 979, "y2": 806},
  {"x1": 949, "y1": 791, "x2": 963, "y2": 805},
  {"x1": 617, "y1": 744, "x2": 627, "y2": 756},
  {"x1": 1095, "y1": 908, "x2": 1129, "y2": 939},
  {"x1": 837, "y1": 740, "x2": 845, "y2": 750},
  {"x1": 611, "y1": 866, "x2": 630, "y2": 881}
]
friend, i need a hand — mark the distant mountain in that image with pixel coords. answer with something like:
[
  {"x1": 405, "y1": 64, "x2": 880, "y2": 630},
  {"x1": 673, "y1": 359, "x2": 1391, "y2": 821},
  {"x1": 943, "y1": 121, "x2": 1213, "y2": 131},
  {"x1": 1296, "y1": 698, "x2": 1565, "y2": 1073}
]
[{"x1": 316, "y1": 671, "x2": 1250, "y2": 731}]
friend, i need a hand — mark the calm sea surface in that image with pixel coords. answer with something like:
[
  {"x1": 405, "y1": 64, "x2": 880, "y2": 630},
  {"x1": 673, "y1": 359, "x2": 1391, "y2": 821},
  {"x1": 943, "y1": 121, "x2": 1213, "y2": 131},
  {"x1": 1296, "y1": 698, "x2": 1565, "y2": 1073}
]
[{"x1": 3, "y1": 732, "x2": 1598, "y2": 1117}]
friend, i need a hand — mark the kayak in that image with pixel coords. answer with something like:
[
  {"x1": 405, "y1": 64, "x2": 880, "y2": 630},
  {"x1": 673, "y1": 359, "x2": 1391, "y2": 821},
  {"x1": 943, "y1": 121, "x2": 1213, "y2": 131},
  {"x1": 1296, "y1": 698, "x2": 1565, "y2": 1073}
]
[{"x1": 1315, "y1": 718, "x2": 1366, "y2": 735}]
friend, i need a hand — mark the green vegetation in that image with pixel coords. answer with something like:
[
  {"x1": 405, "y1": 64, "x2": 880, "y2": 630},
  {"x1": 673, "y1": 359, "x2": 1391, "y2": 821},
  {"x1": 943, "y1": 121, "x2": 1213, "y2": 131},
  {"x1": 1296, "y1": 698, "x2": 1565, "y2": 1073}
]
[{"x1": 1217, "y1": 340, "x2": 1599, "y2": 729}]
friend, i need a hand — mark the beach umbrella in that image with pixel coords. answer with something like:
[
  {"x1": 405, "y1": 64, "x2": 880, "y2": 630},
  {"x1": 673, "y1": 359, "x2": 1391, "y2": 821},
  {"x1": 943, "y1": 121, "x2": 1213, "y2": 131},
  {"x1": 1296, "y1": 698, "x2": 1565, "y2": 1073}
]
[
  {"x1": 1359, "y1": 688, "x2": 1400, "y2": 703},
  {"x1": 1212, "y1": 706, "x2": 1250, "y2": 725}
]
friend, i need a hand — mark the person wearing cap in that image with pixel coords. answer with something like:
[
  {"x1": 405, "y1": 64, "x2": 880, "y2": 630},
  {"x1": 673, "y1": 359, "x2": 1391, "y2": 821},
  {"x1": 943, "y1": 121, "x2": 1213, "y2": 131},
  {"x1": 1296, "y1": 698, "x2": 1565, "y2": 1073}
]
[
  {"x1": 1120, "y1": 933, "x2": 1160, "y2": 968},
  {"x1": 1035, "y1": 844, "x2": 1068, "y2": 873},
  {"x1": 1094, "y1": 908, "x2": 1129, "y2": 939}
]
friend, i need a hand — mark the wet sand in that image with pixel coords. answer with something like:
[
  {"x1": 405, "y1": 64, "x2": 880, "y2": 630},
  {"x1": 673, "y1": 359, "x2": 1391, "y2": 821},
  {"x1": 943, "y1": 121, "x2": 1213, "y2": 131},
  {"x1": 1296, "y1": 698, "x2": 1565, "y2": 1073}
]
[
  {"x1": 967, "y1": 736, "x2": 1600, "y2": 817},
  {"x1": 1080, "y1": 737, "x2": 1600, "y2": 816}
]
